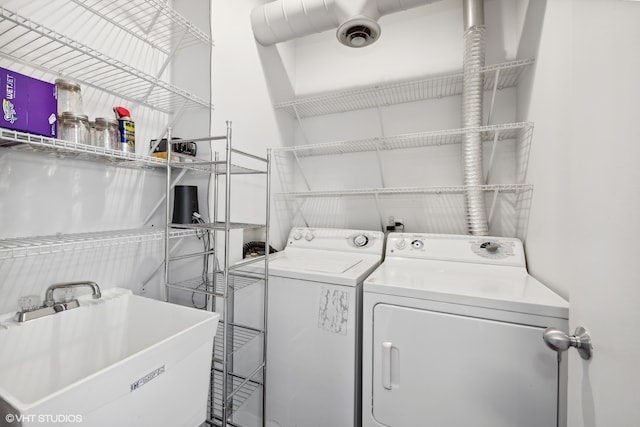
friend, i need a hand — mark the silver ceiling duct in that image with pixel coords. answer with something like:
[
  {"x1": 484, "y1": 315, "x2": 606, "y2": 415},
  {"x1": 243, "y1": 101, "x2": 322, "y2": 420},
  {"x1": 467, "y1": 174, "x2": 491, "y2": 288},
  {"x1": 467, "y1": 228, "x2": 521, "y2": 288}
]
[{"x1": 250, "y1": 0, "x2": 441, "y2": 48}]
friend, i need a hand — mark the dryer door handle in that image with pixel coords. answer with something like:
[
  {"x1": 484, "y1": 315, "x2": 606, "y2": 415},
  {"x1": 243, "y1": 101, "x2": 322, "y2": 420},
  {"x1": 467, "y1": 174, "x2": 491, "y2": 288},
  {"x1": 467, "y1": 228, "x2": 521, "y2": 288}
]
[{"x1": 381, "y1": 341, "x2": 399, "y2": 390}]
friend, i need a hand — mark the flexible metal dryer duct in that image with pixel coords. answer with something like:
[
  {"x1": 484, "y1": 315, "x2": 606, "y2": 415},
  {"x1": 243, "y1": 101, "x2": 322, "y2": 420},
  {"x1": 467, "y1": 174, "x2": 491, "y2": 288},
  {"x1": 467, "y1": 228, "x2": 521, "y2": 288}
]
[
  {"x1": 250, "y1": 0, "x2": 441, "y2": 48},
  {"x1": 462, "y1": 0, "x2": 488, "y2": 235}
]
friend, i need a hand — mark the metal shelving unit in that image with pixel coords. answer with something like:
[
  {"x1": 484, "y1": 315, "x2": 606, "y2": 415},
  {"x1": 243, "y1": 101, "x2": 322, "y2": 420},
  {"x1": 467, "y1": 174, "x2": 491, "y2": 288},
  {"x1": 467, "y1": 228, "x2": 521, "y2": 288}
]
[{"x1": 163, "y1": 123, "x2": 271, "y2": 427}]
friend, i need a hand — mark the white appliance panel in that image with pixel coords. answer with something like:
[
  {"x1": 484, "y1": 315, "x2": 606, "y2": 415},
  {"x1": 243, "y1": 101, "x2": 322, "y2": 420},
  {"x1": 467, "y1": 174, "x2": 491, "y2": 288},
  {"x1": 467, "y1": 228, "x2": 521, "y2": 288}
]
[
  {"x1": 266, "y1": 276, "x2": 360, "y2": 427},
  {"x1": 371, "y1": 303, "x2": 559, "y2": 427},
  {"x1": 365, "y1": 259, "x2": 569, "y2": 319},
  {"x1": 385, "y1": 233, "x2": 527, "y2": 266},
  {"x1": 285, "y1": 227, "x2": 384, "y2": 255}
]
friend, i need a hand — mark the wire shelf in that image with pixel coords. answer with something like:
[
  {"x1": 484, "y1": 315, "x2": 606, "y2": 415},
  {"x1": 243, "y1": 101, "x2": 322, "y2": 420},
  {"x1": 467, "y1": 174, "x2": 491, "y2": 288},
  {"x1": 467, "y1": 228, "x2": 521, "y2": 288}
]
[
  {"x1": 70, "y1": 0, "x2": 213, "y2": 55},
  {"x1": 275, "y1": 122, "x2": 533, "y2": 158},
  {"x1": 229, "y1": 255, "x2": 267, "y2": 272},
  {"x1": 0, "y1": 227, "x2": 194, "y2": 259},
  {"x1": 279, "y1": 184, "x2": 533, "y2": 199},
  {"x1": 169, "y1": 221, "x2": 267, "y2": 231},
  {"x1": 274, "y1": 59, "x2": 534, "y2": 118},
  {"x1": 209, "y1": 366, "x2": 263, "y2": 422},
  {"x1": 214, "y1": 322, "x2": 262, "y2": 362},
  {"x1": 205, "y1": 419, "x2": 243, "y2": 427},
  {"x1": 166, "y1": 272, "x2": 265, "y2": 298},
  {"x1": 0, "y1": 127, "x2": 165, "y2": 168},
  {"x1": 169, "y1": 160, "x2": 267, "y2": 175},
  {"x1": 0, "y1": 7, "x2": 213, "y2": 114}
]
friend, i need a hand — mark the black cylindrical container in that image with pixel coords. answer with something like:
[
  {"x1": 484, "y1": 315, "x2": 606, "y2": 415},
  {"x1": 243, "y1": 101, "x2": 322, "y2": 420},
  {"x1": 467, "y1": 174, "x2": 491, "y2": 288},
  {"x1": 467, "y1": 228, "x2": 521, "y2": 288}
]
[{"x1": 173, "y1": 185, "x2": 199, "y2": 224}]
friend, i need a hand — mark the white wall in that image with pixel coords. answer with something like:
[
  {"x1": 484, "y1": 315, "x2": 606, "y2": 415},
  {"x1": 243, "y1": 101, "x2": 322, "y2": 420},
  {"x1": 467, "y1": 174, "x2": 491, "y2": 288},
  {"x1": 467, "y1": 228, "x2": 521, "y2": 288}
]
[
  {"x1": 210, "y1": 0, "x2": 294, "y2": 251},
  {"x1": 520, "y1": 0, "x2": 640, "y2": 425},
  {"x1": 517, "y1": 0, "x2": 572, "y2": 298}
]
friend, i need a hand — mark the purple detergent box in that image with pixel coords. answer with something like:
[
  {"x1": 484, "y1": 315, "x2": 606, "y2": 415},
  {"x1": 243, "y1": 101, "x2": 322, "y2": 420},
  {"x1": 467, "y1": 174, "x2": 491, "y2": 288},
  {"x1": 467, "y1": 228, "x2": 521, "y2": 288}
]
[{"x1": 1, "y1": 67, "x2": 57, "y2": 138}]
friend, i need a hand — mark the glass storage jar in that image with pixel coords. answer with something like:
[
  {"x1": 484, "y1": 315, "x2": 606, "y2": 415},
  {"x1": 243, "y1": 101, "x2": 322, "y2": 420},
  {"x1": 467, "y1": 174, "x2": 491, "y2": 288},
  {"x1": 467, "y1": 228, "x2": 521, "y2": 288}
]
[
  {"x1": 59, "y1": 112, "x2": 90, "y2": 145},
  {"x1": 89, "y1": 120, "x2": 96, "y2": 146},
  {"x1": 55, "y1": 79, "x2": 83, "y2": 114},
  {"x1": 94, "y1": 117, "x2": 120, "y2": 150}
]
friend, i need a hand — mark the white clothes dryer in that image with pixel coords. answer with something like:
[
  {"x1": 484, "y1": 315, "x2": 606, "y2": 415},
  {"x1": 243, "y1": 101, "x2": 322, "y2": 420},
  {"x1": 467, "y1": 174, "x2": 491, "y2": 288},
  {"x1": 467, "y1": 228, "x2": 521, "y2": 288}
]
[
  {"x1": 266, "y1": 227, "x2": 384, "y2": 427},
  {"x1": 362, "y1": 233, "x2": 569, "y2": 427}
]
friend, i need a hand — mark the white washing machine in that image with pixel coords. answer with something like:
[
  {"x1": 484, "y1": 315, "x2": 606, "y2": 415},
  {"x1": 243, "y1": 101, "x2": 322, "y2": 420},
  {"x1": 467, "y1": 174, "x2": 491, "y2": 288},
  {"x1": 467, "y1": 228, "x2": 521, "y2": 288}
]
[
  {"x1": 362, "y1": 233, "x2": 569, "y2": 427},
  {"x1": 266, "y1": 227, "x2": 384, "y2": 427}
]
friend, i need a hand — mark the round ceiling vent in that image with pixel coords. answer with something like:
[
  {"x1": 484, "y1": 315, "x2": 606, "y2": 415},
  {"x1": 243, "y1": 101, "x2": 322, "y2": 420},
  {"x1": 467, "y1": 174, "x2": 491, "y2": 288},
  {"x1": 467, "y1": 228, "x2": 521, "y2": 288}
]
[{"x1": 336, "y1": 17, "x2": 381, "y2": 48}]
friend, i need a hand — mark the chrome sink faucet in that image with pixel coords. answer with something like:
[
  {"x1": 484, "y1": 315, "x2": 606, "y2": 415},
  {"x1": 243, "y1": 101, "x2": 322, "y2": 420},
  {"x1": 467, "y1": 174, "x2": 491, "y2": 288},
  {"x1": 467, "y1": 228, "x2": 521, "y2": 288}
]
[
  {"x1": 15, "y1": 281, "x2": 102, "y2": 322},
  {"x1": 44, "y1": 281, "x2": 102, "y2": 306}
]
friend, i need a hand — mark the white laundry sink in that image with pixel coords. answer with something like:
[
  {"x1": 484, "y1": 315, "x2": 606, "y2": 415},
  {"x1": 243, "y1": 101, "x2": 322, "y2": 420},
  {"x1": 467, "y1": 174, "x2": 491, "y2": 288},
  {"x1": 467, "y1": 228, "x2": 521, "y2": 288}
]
[{"x1": 0, "y1": 288, "x2": 219, "y2": 427}]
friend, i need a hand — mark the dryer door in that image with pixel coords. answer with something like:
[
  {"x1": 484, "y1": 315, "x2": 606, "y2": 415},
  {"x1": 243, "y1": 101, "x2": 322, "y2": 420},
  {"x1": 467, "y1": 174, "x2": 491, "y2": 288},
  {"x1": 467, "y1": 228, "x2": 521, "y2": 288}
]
[{"x1": 372, "y1": 304, "x2": 559, "y2": 427}]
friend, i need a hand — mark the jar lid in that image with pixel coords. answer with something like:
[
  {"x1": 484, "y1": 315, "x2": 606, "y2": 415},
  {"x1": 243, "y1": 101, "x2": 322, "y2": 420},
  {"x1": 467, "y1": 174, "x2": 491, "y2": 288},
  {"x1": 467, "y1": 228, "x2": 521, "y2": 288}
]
[
  {"x1": 95, "y1": 117, "x2": 119, "y2": 126},
  {"x1": 55, "y1": 79, "x2": 81, "y2": 91},
  {"x1": 59, "y1": 111, "x2": 89, "y2": 121}
]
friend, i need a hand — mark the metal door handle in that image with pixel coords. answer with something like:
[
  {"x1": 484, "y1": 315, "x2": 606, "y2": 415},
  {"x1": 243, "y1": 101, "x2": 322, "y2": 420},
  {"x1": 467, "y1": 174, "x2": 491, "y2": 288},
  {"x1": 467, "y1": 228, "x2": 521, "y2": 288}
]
[
  {"x1": 381, "y1": 342, "x2": 393, "y2": 390},
  {"x1": 543, "y1": 326, "x2": 593, "y2": 360}
]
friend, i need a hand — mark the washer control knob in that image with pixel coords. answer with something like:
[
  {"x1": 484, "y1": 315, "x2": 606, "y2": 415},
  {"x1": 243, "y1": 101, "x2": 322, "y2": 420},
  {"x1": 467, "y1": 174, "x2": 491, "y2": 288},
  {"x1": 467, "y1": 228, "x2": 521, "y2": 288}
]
[
  {"x1": 411, "y1": 239, "x2": 424, "y2": 250},
  {"x1": 304, "y1": 232, "x2": 314, "y2": 242},
  {"x1": 395, "y1": 239, "x2": 407, "y2": 250},
  {"x1": 293, "y1": 232, "x2": 302, "y2": 240},
  {"x1": 353, "y1": 234, "x2": 369, "y2": 247}
]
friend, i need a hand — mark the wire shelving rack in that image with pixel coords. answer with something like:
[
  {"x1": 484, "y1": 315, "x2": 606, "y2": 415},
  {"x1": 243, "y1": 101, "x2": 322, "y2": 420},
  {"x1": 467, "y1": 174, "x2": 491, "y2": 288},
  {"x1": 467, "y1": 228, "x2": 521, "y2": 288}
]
[
  {"x1": 275, "y1": 122, "x2": 533, "y2": 158},
  {"x1": 0, "y1": 227, "x2": 194, "y2": 260},
  {"x1": 274, "y1": 59, "x2": 534, "y2": 118},
  {"x1": 0, "y1": 6, "x2": 213, "y2": 114},
  {"x1": 69, "y1": 0, "x2": 213, "y2": 55},
  {"x1": 273, "y1": 58, "x2": 535, "y2": 236},
  {"x1": 0, "y1": 128, "x2": 165, "y2": 167},
  {"x1": 163, "y1": 123, "x2": 271, "y2": 427}
]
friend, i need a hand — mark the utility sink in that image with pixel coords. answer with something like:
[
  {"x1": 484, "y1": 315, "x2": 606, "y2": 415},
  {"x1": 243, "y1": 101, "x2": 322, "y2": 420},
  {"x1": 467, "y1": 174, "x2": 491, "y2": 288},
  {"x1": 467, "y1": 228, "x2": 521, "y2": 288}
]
[{"x1": 0, "y1": 288, "x2": 219, "y2": 427}]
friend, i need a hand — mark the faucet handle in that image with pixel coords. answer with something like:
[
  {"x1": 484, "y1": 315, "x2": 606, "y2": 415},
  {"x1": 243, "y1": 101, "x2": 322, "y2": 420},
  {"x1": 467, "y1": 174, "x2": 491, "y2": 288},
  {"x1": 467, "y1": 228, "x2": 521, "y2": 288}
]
[{"x1": 18, "y1": 295, "x2": 41, "y2": 312}]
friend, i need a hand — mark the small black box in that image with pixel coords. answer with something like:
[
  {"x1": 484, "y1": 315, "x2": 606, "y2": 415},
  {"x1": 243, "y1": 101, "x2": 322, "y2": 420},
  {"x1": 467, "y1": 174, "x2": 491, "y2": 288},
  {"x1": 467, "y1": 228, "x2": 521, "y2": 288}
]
[{"x1": 150, "y1": 137, "x2": 197, "y2": 156}]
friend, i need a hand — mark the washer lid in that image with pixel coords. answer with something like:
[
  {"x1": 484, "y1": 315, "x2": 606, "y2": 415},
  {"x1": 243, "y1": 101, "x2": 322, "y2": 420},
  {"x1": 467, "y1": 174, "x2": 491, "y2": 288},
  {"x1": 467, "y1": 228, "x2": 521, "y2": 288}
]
[
  {"x1": 270, "y1": 251, "x2": 363, "y2": 274},
  {"x1": 266, "y1": 249, "x2": 381, "y2": 286},
  {"x1": 364, "y1": 259, "x2": 568, "y2": 319}
]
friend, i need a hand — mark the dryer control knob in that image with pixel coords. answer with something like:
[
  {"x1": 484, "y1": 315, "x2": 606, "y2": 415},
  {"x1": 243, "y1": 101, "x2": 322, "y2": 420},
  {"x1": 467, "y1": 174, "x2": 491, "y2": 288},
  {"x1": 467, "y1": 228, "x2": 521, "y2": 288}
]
[
  {"x1": 293, "y1": 232, "x2": 302, "y2": 240},
  {"x1": 486, "y1": 243, "x2": 499, "y2": 253},
  {"x1": 353, "y1": 234, "x2": 369, "y2": 247},
  {"x1": 304, "y1": 232, "x2": 314, "y2": 241},
  {"x1": 395, "y1": 239, "x2": 407, "y2": 250},
  {"x1": 411, "y1": 239, "x2": 424, "y2": 250}
]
